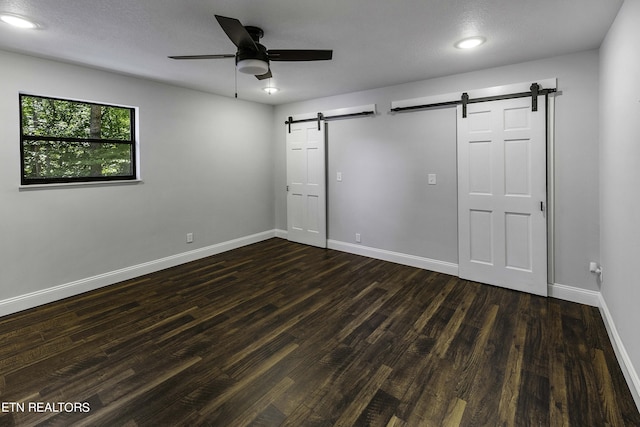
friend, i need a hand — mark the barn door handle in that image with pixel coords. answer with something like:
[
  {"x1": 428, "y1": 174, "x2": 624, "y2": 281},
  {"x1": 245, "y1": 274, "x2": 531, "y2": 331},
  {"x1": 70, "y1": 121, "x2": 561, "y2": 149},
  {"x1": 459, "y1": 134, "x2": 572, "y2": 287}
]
[{"x1": 540, "y1": 201, "x2": 545, "y2": 217}]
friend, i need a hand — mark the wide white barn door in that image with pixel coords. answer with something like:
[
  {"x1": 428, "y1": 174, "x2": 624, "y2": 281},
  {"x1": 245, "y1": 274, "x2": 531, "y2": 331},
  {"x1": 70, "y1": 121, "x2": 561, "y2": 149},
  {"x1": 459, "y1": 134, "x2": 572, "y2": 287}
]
[
  {"x1": 457, "y1": 97, "x2": 547, "y2": 296},
  {"x1": 286, "y1": 120, "x2": 327, "y2": 248}
]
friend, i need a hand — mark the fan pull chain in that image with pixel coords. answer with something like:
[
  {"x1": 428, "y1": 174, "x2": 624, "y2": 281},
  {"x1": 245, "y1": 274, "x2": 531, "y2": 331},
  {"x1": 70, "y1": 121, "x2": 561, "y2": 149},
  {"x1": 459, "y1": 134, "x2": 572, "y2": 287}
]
[{"x1": 234, "y1": 66, "x2": 238, "y2": 99}]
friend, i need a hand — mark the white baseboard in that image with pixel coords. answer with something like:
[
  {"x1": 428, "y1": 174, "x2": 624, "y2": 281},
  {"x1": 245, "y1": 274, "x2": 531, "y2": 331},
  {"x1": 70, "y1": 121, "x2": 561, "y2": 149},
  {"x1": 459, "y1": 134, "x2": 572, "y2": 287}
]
[
  {"x1": 275, "y1": 231, "x2": 457, "y2": 275},
  {"x1": 548, "y1": 282, "x2": 600, "y2": 307},
  {"x1": 327, "y1": 239, "x2": 459, "y2": 276},
  {"x1": 274, "y1": 228, "x2": 288, "y2": 239},
  {"x1": 0, "y1": 230, "x2": 277, "y2": 318}
]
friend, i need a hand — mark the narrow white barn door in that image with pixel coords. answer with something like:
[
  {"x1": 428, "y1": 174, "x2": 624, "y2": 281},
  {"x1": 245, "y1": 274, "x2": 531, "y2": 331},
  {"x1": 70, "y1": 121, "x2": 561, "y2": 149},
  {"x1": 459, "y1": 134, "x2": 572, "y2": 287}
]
[
  {"x1": 286, "y1": 120, "x2": 327, "y2": 248},
  {"x1": 457, "y1": 96, "x2": 547, "y2": 296}
]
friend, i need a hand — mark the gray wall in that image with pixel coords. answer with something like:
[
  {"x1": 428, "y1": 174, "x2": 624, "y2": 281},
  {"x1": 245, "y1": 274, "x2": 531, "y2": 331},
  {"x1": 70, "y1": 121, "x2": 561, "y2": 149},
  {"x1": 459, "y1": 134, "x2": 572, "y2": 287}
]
[
  {"x1": 0, "y1": 50, "x2": 275, "y2": 300},
  {"x1": 0, "y1": 46, "x2": 603, "y2": 306},
  {"x1": 275, "y1": 49, "x2": 600, "y2": 291},
  {"x1": 326, "y1": 107, "x2": 458, "y2": 263},
  {"x1": 600, "y1": 0, "x2": 640, "y2": 394}
]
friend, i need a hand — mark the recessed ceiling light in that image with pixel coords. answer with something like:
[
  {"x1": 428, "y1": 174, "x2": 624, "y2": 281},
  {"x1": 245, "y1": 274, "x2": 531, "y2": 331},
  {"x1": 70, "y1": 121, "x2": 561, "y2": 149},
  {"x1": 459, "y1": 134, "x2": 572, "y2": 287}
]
[
  {"x1": 263, "y1": 86, "x2": 279, "y2": 94},
  {"x1": 455, "y1": 36, "x2": 486, "y2": 49},
  {"x1": 0, "y1": 13, "x2": 38, "y2": 29}
]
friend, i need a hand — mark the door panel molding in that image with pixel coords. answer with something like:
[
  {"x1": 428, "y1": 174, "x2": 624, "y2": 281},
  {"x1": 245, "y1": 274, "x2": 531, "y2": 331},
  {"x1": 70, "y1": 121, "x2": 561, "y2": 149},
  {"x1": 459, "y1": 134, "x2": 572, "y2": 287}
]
[
  {"x1": 286, "y1": 120, "x2": 327, "y2": 248},
  {"x1": 457, "y1": 96, "x2": 547, "y2": 296}
]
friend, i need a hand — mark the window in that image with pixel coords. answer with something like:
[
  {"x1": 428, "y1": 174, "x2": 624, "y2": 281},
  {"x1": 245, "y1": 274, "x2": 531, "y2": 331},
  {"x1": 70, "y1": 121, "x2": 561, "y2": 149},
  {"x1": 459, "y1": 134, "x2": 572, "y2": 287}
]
[{"x1": 19, "y1": 94, "x2": 137, "y2": 185}]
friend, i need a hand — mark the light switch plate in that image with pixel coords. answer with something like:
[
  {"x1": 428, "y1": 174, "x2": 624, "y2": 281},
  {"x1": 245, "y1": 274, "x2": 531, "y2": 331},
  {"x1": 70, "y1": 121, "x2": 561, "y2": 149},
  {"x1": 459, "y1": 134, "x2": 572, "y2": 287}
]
[{"x1": 428, "y1": 173, "x2": 437, "y2": 185}]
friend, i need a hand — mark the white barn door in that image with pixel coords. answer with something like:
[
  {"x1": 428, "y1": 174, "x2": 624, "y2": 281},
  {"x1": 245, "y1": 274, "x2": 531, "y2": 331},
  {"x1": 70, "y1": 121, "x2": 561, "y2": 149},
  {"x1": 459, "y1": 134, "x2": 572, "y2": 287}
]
[
  {"x1": 457, "y1": 97, "x2": 547, "y2": 296},
  {"x1": 286, "y1": 120, "x2": 327, "y2": 248}
]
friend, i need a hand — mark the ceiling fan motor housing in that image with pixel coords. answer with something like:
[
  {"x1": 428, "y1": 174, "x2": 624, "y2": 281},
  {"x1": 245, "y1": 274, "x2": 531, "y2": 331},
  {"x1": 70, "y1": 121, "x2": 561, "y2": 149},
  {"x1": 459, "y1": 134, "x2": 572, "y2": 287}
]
[{"x1": 244, "y1": 26, "x2": 264, "y2": 42}]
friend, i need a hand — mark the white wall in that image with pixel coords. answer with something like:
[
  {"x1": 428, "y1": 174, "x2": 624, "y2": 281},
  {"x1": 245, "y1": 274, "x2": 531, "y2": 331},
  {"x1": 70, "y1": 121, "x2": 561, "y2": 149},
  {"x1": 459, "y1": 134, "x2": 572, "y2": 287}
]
[
  {"x1": 0, "y1": 50, "x2": 275, "y2": 303},
  {"x1": 600, "y1": 0, "x2": 640, "y2": 399},
  {"x1": 275, "y1": 49, "x2": 600, "y2": 291}
]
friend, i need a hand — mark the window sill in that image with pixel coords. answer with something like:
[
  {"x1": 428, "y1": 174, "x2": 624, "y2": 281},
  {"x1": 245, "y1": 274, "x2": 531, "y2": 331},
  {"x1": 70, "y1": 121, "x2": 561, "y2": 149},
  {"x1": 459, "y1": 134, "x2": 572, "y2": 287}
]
[{"x1": 19, "y1": 179, "x2": 143, "y2": 191}]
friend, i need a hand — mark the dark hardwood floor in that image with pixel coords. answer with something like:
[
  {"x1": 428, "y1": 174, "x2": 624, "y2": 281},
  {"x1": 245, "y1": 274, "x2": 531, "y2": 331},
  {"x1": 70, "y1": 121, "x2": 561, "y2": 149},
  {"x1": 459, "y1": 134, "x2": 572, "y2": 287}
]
[{"x1": 0, "y1": 238, "x2": 638, "y2": 426}]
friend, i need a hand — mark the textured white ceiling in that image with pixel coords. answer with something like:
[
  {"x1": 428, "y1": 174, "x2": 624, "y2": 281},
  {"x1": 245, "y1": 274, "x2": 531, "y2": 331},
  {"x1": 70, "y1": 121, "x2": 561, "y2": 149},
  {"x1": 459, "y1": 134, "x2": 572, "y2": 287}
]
[{"x1": 0, "y1": 0, "x2": 623, "y2": 105}]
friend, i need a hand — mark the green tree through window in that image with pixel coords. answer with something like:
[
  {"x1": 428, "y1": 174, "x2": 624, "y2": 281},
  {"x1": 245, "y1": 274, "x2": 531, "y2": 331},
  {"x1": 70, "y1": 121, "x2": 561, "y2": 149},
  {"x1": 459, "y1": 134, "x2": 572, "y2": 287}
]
[{"x1": 20, "y1": 94, "x2": 136, "y2": 184}]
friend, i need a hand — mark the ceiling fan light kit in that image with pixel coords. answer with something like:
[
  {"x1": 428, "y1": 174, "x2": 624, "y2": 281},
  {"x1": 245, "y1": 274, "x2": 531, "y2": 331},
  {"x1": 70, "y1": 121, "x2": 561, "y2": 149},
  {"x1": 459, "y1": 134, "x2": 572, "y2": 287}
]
[{"x1": 237, "y1": 58, "x2": 269, "y2": 75}]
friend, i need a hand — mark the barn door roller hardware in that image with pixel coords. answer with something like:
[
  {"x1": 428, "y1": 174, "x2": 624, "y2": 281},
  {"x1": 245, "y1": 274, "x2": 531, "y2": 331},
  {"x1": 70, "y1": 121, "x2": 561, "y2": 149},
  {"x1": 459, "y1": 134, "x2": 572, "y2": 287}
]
[
  {"x1": 285, "y1": 110, "x2": 376, "y2": 133},
  {"x1": 285, "y1": 114, "x2": 322, "y2": 133},
  {"x1": 390, "y1": 82, "x2": 557, "y2": 117},
  {"x1": 530, "y1": 82, "x2": 539, "y2": 112},
  {"x1": 285, "y1": 113, "x2": 323, "y2": 133},
  {"x1": 461, "y1": 92, "x2": 469, "y2": 119}
]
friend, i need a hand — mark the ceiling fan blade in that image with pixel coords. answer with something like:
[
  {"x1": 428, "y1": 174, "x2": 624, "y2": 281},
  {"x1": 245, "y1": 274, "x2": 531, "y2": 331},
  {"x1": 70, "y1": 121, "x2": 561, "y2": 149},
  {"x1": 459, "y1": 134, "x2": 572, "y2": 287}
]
[
  {"x1": 268, "y1": 50, "x2": 333, "y2": 61},
  {"x1": 215, "y1": 15, "x2": 257, "y2": 51},
  {"x1": 168, "y1": 54, "x2": 235, "y2": 60},
  {"x1": 255, "y1": 69, "x2": 272, "y2": 80}
]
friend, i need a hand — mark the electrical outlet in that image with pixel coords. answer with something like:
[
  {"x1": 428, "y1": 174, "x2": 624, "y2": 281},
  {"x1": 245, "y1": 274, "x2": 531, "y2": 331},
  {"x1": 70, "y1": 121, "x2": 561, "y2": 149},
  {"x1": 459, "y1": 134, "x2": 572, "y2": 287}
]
[
  {"x1": 589, "y1": 261, "x2": 603, "y2": 281},
  {"x1": 186, "y1": 233, "x2": 194, "y2": 243},
  {"x1": 355, "y1": 233, "x2": 361, "y2": 243}
]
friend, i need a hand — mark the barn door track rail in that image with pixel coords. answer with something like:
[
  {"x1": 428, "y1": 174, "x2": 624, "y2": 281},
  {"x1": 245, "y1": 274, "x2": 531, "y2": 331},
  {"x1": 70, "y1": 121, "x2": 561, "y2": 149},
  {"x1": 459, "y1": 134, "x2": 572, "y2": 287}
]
[
  {"x1": 285, "y1": 108, "x2": 376, "y2": 133},
  {"x1": 390, "y1": 83, "x2": 556, "y2": 118}
]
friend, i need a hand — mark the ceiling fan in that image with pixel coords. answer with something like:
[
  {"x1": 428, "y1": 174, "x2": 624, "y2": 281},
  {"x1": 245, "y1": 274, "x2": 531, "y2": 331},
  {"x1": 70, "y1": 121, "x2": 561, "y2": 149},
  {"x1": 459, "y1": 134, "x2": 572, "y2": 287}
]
[{"x1": 169, "y1": 15, "x2": 333, "y2": 81}]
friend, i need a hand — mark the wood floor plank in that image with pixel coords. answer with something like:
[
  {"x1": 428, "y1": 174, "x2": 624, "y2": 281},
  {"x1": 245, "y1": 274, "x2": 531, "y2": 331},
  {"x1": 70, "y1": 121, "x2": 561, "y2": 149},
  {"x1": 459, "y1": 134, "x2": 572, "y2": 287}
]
[
  {"x1": 441, "y1": 397, "x2": 467, "y2": 427},
  {"x1": 516, "y1": 297, "x2": 551, "y2": 426},
  {"x1": 404, "y1": 358, "x2": 457, "y2": 426},
  {"x1": 497, "y1": 293, "x2": 530, "y2": 426},
  {"x1": 451, "y1": 304, "x2": 499, "y2": 401},
  {"x1": 249, "y1": 403, "x2": 287, "y2": 427},
  {"x1": 197, "y1": 342, "x2": 299, "y2": 418},
  {"x1": 77, "y1": 356, "x2": 202, "y2": 426},
  {"x1": 563, "y1": 312, "x2": 607, "y2": 425},
  {"x1": 385, "y1": 415, "x2": 407, "y2": 427},
  {"x1": 593, "y1": 347, "x2": 626, "y2": 426},
  {"x1": 0, "y1": 239, "x2": 637, "y2": 426},
  {"x1": 227, "y1": 376, "x2": 295, "y2": 427},
  {"x1": 335, "y1": 284, "x2": 400, "y2": 342},
  {"x1": 548, "y1": 300, "x2": 570, "y2": 427},
  {"x1": 384, "y1": 280, "x2": 454, "y2": 406},
  {"x1": 333, "y1": 364, "x2": 393, "y2": 427},
  {"x1": 432, "y1": 285, "x2": 478, "y2": 359}
]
